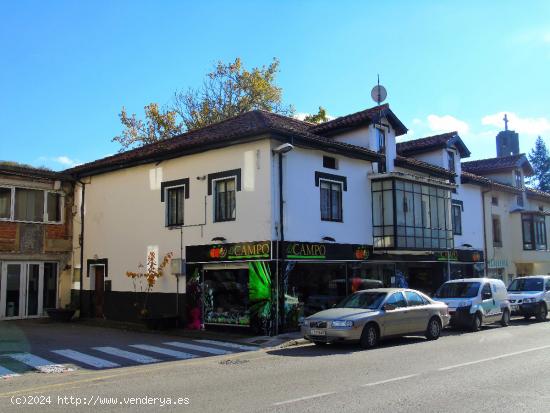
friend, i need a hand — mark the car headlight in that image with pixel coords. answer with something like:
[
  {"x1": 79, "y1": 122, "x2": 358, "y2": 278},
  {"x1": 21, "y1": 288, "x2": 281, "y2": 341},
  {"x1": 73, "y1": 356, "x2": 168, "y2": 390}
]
[
  {"x1": 331, "y1": 320, "x2": 354, "y2": 328},
  {"x1": 524, "y1": 298, "x2": 537, "y2": 303}
]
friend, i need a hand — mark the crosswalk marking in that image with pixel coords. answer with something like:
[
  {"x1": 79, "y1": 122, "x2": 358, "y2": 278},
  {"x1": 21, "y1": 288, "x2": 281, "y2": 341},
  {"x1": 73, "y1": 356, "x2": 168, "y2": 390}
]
[
  {"x1": 93, "y1": 346, "x2": 160, "y2": 364},
  {"x1": 51, "y1": 349, "x2": 119, "y2": 369},
  {"x1": 129, "y1": 344, "x2": 197, "y2": 360},
  {"x1": 164, "y1": 341, "x2": 232, "y2": 355},
  {"x1": 194, "y1": 340, "x2": 259, "y2": 352},
  {"x1": 0, "y1": 365, "x2": 20, "y2": 379},
  {"x1": 6, "y1": 353, "x2": 72, "y2": 373}
]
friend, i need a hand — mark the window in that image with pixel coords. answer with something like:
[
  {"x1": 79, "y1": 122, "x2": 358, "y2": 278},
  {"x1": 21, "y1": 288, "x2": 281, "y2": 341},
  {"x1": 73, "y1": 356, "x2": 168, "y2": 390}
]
[
  {"x1": 447, "y1": 151, "x2": 455, "y2": 173},
  {"x1": 377, "y1": 128, "x2": 386, "y2": 152},
  {"x1": 14, "y1": 188, "x2": 44, "y2": 222},
  {"x1": 491, "y1": 197, "x2": 499, "y2": 206},
  {"x1": 320, "y1": 180, "x2": 343, "y2": 222},
  {"x1": 522, "y1": 214, "x2": 547, "y2": 250},
  {"x1": 46, "y1": 192, "x2": 62, "y2": 222},
  {"x1": 481, "y1": 283, "x2": 492, "y2": 299},
  {"x1": 372, "y1": 178, "x2": 453, "y2": 250},
  {"x1": 323, "y1": 156, "x2": 337, "y2": 170},
  {"x1": 492, "y1": 215, "x2": 502, "y2": 246},
  {"x1": 166, "y1": 186, "x2": 185, "y2": 226},
  {"x1": 514, "y1": 169, "x2": 522, "y2": 188},
  {"x1": 0, "y1": 187, "x2": 11, "y2": 219},
  {"x1": 405, "y1": 291, "x2": 426, "y2": 306},
  {"x1": 452, "y1": 203, "x2": 462, "y2": 235},
  {"x1": 214, "y1": 178, "x2": 236, "y2": 222},
  {"x1": 385, "y1": 292, "x2": 407, "y2": 308},
  {"x1": 546, "y1": 279, "x2": 550, "y2": 291}
]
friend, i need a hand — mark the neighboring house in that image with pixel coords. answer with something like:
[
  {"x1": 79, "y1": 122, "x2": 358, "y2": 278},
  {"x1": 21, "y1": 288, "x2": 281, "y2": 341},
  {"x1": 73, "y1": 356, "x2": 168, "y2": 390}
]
[
  {"x1": 0, "y1": 164, "x2": 74, "y2": 320},
  {"x1": 462, "y1": 135, "x2": 550, "y2": 284}
]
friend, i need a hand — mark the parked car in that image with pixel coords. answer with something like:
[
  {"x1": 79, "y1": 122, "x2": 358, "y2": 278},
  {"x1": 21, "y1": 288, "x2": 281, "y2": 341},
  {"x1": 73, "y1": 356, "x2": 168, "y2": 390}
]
[
  {"x1": 507, "y1": 276, "x2": 550, "y2": 321},
  {"x1": 302, "y1": 288, "x2": 450, "y2": 349},
  {"x1": 433, "y1": 278, "x2": 510, "y2": 331}
]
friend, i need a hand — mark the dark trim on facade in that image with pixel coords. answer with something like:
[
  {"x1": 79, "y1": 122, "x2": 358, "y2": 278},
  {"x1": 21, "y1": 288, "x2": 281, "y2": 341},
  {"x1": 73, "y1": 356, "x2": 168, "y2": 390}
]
[
  {"x1": 160, "y1": 178, "x2": 190, "y2": 201},
  {"x1": 314, "y1": 171, "x2": 348, "y2": 191},
  {"x1": 86, "y1": 258, "x2": 108, "y2": 278},
  {"x1": 452, "y1": 199, "x2": 464, "y2": 211},
  {"x1": 207, "y1": 169, "x2": 242, "y2": 195}
]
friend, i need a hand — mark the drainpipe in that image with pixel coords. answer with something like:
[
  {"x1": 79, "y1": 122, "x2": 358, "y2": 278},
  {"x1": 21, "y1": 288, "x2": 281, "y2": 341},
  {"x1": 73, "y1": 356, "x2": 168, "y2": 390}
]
[
  {"x1": 78, "y1": 181, "x2": 86, "y2": 317},
  {"x1": 481, "y1": 187, "x2": 490, "y2": 276}
]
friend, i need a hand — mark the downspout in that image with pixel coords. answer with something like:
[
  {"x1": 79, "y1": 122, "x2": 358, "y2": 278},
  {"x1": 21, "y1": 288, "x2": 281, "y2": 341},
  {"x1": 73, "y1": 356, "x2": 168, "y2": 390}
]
[
  {"x1": 276, "y1": 153, "x2": 284, "y2": 336},
  {"x1": 78, "y1": 181, "x2": 86, "y2": 317},
  {"x1": 481, "y1": 187, "x2": 490, "y2": 276}
]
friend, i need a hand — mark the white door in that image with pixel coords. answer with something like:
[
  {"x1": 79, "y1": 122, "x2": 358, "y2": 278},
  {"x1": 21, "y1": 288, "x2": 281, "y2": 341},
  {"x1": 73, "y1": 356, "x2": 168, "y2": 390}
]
[{"x1": 0, "y1": 262, "x2": 44, "y2": 319}]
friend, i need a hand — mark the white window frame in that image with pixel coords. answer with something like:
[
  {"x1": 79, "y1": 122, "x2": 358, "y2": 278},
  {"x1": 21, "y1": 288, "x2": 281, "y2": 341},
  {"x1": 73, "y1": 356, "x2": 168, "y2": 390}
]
[
  {"x1": 319, "y1": 178, "x2": 344, "y2": 222},
  {"x1": 212, "y1": 176, "x2": 237, "y2": 222},
  {"x1": 0, "y1": 185, "x2": 64, "y2": 224},
  {"x1": 164, "y1": 184, "x2": 186, "y2": 227}
]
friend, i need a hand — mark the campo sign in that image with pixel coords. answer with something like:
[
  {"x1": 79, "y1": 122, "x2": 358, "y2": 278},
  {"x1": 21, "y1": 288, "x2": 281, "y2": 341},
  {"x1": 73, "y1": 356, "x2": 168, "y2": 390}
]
[
  {"x1": 283, "y1": 242, "x2": 372, "y2": 261},
  {"x1": 186, "y1": 241, "x2": 272, "y2": 263}
]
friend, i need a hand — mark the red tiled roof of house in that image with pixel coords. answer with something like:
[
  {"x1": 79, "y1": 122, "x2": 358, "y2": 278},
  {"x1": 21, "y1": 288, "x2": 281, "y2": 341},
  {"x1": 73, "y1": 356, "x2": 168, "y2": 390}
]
[
  {"x1": 461, "y1": 171, "x2": 522, "y2": 194},
  {"x1": 397, "y1": 132, "x2": 471, "y2": 158},
  {"x1": 310, "y1": 104, "x2": 408, "y2": 137},
  {"x1": 0, "y1": 164, "x2": 73, "y2": 181},
  {"x1": 526, "y1": 187, "x2": 550, "y2": 202},
  {"x1": 461, "y1": 154, "x2": 534, "y2": 176},
  {"x1": 394, "y1": 155, "x2": 456, "y2": 179}
]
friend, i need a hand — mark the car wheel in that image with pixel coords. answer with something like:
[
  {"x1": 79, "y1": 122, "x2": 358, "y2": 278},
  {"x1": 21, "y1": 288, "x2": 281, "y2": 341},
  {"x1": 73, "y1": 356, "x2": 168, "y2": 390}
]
[
  {"x1": 425, "y1": 317, "x2": 442, "y2": 340},
  {"x1": 535, "y1": 303, "x2": 548, "y2": 322},
  {"x1": 471, "y1": 313, "x2": 482, "y2": 332},
  {"x1": 360, "y1": 323, "x2": 379, "y2": 349},
  {"x1": 500, "y1": 309, "x2": 510, "y2": 327}
]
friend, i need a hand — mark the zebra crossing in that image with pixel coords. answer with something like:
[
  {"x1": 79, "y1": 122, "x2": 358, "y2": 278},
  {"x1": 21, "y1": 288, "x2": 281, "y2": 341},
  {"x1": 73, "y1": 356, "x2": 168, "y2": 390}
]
[{"x1": 0, "y1": 340, "x2": 258, "y2": 380}]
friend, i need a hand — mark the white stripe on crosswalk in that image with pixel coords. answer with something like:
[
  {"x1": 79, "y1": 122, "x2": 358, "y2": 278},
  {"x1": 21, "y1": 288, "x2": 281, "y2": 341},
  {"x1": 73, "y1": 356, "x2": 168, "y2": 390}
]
[
  {"x1": 0, "y1": 365, "x2": 20, "y2": 379},
  {"x1": 6, "y1": 353, "x2": 73, "y2": 373},
  {"x1": 93, "y1": 347, "x2": 160, "y2": 364},
  {"x1": 164, "y1": 341, "x2": 232, "y2": 355},
  {"x1": 51, "y1": 349, "x2": 119, "y2": 369},
  {"x1": 194, "y1": 340, "x2": 259, "y2": 352},
  {"x1": 129, "y1": 344, "x2": 197, "y2": 360}
]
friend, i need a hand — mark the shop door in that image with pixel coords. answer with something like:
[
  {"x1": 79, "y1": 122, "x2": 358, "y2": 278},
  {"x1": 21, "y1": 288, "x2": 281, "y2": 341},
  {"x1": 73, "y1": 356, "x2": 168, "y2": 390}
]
[
  {"x1": 93, "y1": 266, "x2": 105, "y2": 318},
  {"x1": 0, "y1": 262, "x2": 44, "y2": 319}
]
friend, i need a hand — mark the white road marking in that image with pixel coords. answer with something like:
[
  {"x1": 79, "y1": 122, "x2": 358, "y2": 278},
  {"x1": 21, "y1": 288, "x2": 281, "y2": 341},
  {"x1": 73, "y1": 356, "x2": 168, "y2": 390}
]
[
  {"x1": 6, "y1": 353, "x2": 73, "y2": 373},
  {"x1": 439, "y1": 344, "x2": 550, "y2": 371},
  {"x1": 194, "y1": 340, "x2": 259, "y2": 352},
  {"x1": 0, "y1": 365, "x2": 20, "y2": 379},
  {"x1": 93, "y1": 347, "x2": 160, "y2": 364},
  {"x1": 51, "y1": 350, "x2": 120, "y2": 369},
  {"x1": 362, "y1": 374, "x2": 420, "y2": 387},
  {"x1": 164, "y1": 342, "x2": 232, "y2": 355},
  {"x1": 129, "y1": 344, "x2": 197, "y2": 360},
  {"x1": 272, "y1": 392, "x2": 336, "y2": 406}
]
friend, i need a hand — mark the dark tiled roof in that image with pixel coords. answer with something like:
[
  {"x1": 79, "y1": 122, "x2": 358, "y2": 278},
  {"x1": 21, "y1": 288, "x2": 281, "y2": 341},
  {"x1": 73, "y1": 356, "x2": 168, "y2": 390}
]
[
  {"x1": 461, "y1": 171, "x2": 522, "y2": 194},
  {"x1": 526, "y1": 187, "x2": 550, "y2": 202},
  {"x1": 67, "y1": 110, "x2": 383, "y2": 177},
  {"x1": 394, "y1": 155, "x2": 456, "y2": 179},
  {"x1": 462, "y1": 154, "x2": 534, "y2": 176},
  {"x1": 397, "y1": 132, "x2": 471, "y2": 158},
  {"x1": 0, "y1": 164, "x2": 73, "y2": 181},
  {"x1": 310, "y1": 104, "x2": 408, "y2": 137}
]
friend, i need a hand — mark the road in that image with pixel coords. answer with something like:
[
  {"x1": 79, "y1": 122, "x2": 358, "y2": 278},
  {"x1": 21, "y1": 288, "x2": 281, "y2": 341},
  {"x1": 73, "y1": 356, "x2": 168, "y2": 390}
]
[{"x1": 1, "y1": 319, "x2": 550, "y2": 412}]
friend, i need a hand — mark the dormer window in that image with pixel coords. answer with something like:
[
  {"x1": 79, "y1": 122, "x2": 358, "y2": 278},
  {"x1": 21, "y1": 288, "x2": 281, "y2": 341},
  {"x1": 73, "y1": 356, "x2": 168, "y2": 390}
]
[
  {"x1": 447, "y1": 151, "x2": 455, "y2": 173},
  {"x1": 377, "y1": 128, "x2": 386, "y2": 153}
]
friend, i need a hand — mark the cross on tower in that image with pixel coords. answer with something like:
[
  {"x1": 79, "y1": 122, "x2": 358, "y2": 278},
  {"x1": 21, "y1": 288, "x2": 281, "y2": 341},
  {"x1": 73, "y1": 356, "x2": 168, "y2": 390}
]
[{"x1": 503, "y1": 114, "x2": 509, "y2": 131}]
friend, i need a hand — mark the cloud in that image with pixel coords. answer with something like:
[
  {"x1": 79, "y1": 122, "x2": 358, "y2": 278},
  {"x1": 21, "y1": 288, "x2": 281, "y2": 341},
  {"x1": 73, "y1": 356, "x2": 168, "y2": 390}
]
[
  {"x1": 426, "y1": 114, "x2": 470, "y2": 135},
  {"x1": 481, "y1": 112, "x2": 550, "y2": 135},
  {"x1": 38, "y1": 155, "x2": 81, "y2": 168}
]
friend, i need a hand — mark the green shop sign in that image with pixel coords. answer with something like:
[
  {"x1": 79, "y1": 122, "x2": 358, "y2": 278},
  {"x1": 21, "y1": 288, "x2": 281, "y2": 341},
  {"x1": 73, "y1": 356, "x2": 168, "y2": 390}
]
[
  {"x1": 283, "y1": 242, "x2": 372, "y2": 261},
  {"x1": 186, "y1": 241, "x2": 272, "y2": 262}
]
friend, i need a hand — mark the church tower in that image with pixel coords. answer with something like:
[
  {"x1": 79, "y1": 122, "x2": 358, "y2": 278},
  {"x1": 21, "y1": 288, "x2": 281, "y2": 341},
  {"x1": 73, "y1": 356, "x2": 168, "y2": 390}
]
[{"x1": 496, "y1": 114, "x2": 520, "y2": 157}]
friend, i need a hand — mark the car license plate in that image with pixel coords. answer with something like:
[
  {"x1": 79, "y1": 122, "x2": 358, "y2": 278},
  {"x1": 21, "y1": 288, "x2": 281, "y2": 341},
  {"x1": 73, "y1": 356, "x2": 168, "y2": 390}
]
[
  {"x1": 310, "y1": 329, "x2": 326, "y2": 336},
  {"x1": 511, "y1": 305, "x2": 519, "y2": 311}
]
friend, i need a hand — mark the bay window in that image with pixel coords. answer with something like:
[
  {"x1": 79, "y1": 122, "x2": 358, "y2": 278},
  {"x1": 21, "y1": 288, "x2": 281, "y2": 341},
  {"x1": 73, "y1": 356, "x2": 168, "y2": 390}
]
[
  {"x1": 0, "y1": 187, "x2": 62, "y2": 223},
  {"x1": 522, "y1": 214, "x2": 547, "y2": 250},
  {"x1": 0, "y1": 187, "x2": 11, "y2": 219}
]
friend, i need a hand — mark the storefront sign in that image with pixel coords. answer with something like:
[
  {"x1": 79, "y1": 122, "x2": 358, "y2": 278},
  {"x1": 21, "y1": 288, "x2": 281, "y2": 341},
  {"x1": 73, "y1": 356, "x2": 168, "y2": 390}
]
[
  {"x1": 436, "y1": 250, "x2": 483, "y2": 263},
  {"x1": 283, "y1": 242, "x2": 372, "y2": 261},
  {"x1": 187, "y1": 241, "x2": 271, "y2": 262}
]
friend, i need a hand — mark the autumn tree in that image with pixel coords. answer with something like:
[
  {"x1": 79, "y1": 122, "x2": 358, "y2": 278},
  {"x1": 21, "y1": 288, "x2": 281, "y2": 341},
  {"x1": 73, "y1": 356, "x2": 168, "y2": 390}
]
[
  {"x1": 528, "y1": 136, "x2": 550, "y2": 191},
  {"x1": 303, "y1": 106, "x2": 329, "y2": 124}
]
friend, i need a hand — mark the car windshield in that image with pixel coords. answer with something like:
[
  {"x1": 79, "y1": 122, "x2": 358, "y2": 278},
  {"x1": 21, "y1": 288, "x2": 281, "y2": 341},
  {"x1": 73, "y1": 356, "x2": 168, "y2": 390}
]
[
  {"x1": 434, "y1": 282, "x2": 481, "y2": 299},
  {"x1": 335, "y1": 292, "x2": 387, "y2": 310},
  {"x1": 508, "y1": 278, "x2": 544, "y2": 292}
]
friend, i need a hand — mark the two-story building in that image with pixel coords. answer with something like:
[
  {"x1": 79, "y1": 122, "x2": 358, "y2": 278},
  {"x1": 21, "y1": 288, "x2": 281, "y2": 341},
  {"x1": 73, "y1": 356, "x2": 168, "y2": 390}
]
[{"x1": 0, "y1": 164, "x2": 74, "y2": 320}]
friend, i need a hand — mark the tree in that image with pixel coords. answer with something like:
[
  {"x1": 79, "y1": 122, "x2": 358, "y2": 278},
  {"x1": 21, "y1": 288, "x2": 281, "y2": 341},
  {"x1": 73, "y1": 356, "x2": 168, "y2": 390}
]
[
  {"x1": 112, "y1": 103, "x2": 182, "y2": 151},
  {"x1": 527, "y1": 136, "x2": 550, "y2": 191},
  {"x1": 303, "y1": 106, "x2": 329, "y2": 124},
  {"x1": 173, "y1": 57, "x2": 293, "y2": 131}
]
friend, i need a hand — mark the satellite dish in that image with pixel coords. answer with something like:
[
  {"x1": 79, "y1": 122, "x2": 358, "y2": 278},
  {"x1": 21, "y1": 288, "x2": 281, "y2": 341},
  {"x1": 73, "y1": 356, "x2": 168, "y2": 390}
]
[{"x1": 371, "y1": 84, "x2": 387, "y2": 104}]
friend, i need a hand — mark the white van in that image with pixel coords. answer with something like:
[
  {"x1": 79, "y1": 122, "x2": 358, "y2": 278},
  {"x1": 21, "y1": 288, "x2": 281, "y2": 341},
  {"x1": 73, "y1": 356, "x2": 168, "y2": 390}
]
[
  {"x1": 433, "y1": 278, "x2": 510, "y2": 331},
  {"x1": 507, "y1": 276, "x2": 550, "y2": 321}
]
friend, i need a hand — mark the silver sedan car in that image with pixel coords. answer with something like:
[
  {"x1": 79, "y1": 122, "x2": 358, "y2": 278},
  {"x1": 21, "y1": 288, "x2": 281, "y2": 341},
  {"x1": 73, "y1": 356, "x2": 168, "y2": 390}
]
[{"x1": 302, "y1": 288, "x2": 450, "y2": 348}]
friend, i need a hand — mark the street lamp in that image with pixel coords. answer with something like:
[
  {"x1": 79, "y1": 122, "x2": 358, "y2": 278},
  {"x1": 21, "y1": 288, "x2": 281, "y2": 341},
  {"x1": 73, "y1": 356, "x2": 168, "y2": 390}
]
[{"x1": 272, "y1": 142, "x2": 294, "y2": 335}]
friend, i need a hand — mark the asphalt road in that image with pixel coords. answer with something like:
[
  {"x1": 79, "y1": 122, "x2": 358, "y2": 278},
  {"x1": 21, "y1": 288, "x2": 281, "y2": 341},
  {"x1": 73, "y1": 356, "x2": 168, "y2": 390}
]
[{"x1": 1, "y1": 319, "x2": 550, "y2": 413}]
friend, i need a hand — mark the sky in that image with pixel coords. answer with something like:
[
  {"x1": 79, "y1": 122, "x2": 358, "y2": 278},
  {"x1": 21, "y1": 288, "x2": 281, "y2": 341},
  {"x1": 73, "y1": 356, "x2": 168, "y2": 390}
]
[{"x1": 1, "y1": 0, "x2": 550, "y2": 170}]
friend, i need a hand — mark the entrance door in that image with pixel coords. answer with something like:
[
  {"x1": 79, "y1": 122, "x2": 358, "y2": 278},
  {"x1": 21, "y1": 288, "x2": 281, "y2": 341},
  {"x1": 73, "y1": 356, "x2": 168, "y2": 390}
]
[
  {"x1": 0, "y1": 262, "x2": 44, "y2": 319},
  {"x1": 93, "y1": 265, "x2": 105, "y2": 318}
]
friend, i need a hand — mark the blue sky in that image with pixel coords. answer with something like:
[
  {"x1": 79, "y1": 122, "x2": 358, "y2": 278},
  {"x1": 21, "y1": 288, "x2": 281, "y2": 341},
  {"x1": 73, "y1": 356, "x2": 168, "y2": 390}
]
[{"x1": 1, "y1": 0, "x2": 550, "y2": 170}]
